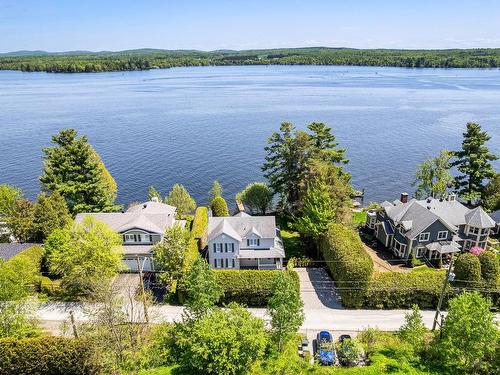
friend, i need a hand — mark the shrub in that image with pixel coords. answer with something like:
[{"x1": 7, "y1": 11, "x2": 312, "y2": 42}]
[
  {"x1": 9, "y1": 245, "x2": 44, "y2": 276},
  {"x1": 454, "y1": 253, "x2": 482, "y2": 285},
  {"x1": 214, "y1": 270, "x2": 299, "y2": 307},
  {"x1": 363, "y1": 271, "x2": 454, "y2": 309},
  {"x1": 478, "y1": 250, "x2": 499, "y2": 286},
  {"x1": 211, "y1": 196, "x2": 229, "y2": 217},
  {"x1": 319, "y1": 223, "x2": 373, "y2": 308},
  {"x1": 0, "y1": 336, "x2": 99, "y2": 375},
  {"x1": 191, "y1": 206, "x2": 208, "y2": 247}
]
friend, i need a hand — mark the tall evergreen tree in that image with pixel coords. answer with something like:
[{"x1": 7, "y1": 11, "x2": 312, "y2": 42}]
[
  {"x1": 308, "y1": 122, "x2": 347, "y2": 164},
  {"x1": 147, "y1": 185, "x2": 162, "y2": 201},
  {"x1": 262, "y1": 122, "x2": 312, "y2": 214},
  {"x1": 40, "y1": 129, "x2": 119, "y2": 214},
  {"x1": 452, "y1": 123, "x2": 497, "y2": 205},
  {"x1": 208, "y1": 180, "x2": 222, "y2": 205}
]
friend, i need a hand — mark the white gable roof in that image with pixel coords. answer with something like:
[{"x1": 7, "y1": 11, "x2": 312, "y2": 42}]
[{"x1": 208, "y1": 215, "x2": 277, "y2": 242}]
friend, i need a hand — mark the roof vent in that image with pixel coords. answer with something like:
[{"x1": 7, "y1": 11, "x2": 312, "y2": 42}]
[
  {"x1": 426, "y1": 198, "x2": 432, "y2": 203},
  {"x1": 448, "y1": 193, "x2": 456, "y2": 202},
  {"x1": 427, "y1": 205, "x2": 431, "y2": 210},
  {"x1": 143, "y1": 204, "x2": 147, "y2": 209},
  {"x1": 151, "y1": 197, "x2": 159, "y2": 203}
]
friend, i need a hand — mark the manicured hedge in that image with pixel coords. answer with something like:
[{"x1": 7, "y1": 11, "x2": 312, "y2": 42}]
[
  {"x1": 211, "y1": 196, "x2": 229, "y2": 217},
  {"x1": 0, "y1": 336, "x2": 99, "y2": 375},
  {"x1": 478, "y1": 251, "x2": 499, "y2": 285},
  {"x1": 454, "y1": 253, "x2": 482, "y2": 284},
  {"x1": 7, "y1": 245, "x2": 44, "y2": 276},
  {"x1": 214, "y1": 270, "x2": 300, "y2": 306},
  {"x1": 191, "y1": 206, "x2": 208, "y2": 249},
  {"x1": 320, "y1": 223, "x2": 374, "y2": 308},
  {"x1": 363, "y1": 271, "x2": 455, "y2": 309}
]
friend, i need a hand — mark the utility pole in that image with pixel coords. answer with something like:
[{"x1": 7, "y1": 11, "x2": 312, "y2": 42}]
[
  {"x1": 136, "y1": 256, "x2": 150, "y2": 324},
  {"x1": 69, "y1": 310, "x2": 78, "y2": 338},
  {"x1": 432, "y1": 255, "x2": 455, "y2": 331}
]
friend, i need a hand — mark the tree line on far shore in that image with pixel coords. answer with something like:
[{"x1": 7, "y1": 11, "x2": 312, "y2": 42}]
[{"x1": 2, "y1": 47, "x2": 500, "y2": 73}]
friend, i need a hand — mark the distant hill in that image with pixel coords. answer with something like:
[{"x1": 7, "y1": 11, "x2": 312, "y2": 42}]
[{"x1": 1, "y1": 47, "x2": 499, "y2": 72}]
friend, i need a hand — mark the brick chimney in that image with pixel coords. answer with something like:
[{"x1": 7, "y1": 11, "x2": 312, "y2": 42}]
[{"x1": 400, "y1": 192, "x2": 409, "y2": 204}]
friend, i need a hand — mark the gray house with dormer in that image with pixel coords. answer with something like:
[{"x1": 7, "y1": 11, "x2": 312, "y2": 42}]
[
  {"x1": 207, "y1": 212, "x2": 285, "y2": 270},
  {"x1": 75, "y1": 198, "x2": 182, "y2": 272},
  {"x1": 366, "y1": 193, "x2": 496, "y2": 261}
]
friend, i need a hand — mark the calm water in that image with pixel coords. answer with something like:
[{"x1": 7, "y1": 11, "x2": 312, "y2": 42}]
[{"x1": 1, "y1": 65, "x2": 499, "y2": 207}]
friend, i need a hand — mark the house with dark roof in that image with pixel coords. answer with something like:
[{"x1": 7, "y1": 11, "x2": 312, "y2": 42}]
[
  {"x1": 207, "y1": 212, "x2": 285, "y2": 270},
  {"x1": 75, "y1": 198, "x2": 183, "y2": 272},
  {"x1": 366, "y1": 193, "x2": 496, "y2": 261}
]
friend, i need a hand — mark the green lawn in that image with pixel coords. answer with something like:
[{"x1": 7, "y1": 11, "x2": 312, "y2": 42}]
[{"x1": 352, "y1": 211, "x2": 367, "y2": 225}]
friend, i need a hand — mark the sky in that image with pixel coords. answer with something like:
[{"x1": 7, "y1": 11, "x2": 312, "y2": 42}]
[{"x1": 1, "y1": 0, "x2": 499, "y2": 53}]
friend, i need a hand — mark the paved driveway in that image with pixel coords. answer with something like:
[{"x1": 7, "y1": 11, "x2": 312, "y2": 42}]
[{"x1": 296, "y1": 267, "x2": 343, "y2": 310}]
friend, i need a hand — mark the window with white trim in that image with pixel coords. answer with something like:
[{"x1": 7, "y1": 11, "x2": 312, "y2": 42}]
[
  {"x1": 247, "y1": 238, "x2": 259, "y2": 246},
  {"x1": 419, "y1": 232, "x2": 430, "y2": 242},
  {"x1": 399, "y1": 226, "x2": 405, "y2": 236},
  {"x1": 468, "y1": 226, "x2": 480, "y2": 235},
  {"x1": 416, "y1": 247, "x2": 425, "y2": 258},
  {"x1": 213, "y1": 243, "x2": 223, "y2": 253},
  {"x1": 481, "y1": 228, "x2": 490, "y2": 235},
  {"x1": 124, "y1": 234, "x2": 134, "y2": 243},
  {"x1": 437, "y1": 231, "x2": 448, "y2": 241},
  {"x1": 393, "y1": 240, "x2": 407, "y2": 255}
]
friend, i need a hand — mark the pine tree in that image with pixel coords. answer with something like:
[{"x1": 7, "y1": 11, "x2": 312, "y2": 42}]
[
  {"x1": 262, "y1": 122, "x2": 311, "y2": 214},
  {"x1": 165, "y1": 183, "x2": 196, "y2": 215},
  {"x1": 452, "y1": 123, "x2": 497, "y2": 205},
  {"x1": 147, "y1": 186, "x2": 162, "y2": 201},
  {"x1": 40, "y1": 129, "x2": 119, "y2": 214},
  {"x1": 208, "y1": 180, "x2": 222, "y2": 205}
]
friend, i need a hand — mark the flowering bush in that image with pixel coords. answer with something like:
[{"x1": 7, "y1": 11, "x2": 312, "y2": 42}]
[{"x1": 469, "y1": 246, "x2": 484, "y2": 256}]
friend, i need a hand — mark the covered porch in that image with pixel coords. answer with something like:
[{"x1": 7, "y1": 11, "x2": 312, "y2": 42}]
[
  {"x1": 239, "y1": 249, "x2": 284, "y2": 270},
  {"x1": 424, "y1": 241, "x2": 461, "y2": 260}
]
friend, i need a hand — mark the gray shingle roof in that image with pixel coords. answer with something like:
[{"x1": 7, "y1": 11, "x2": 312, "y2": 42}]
[
  {"x1": 382, "y1": 196, "x2": 495, "y2": 239},
  {"x1": 239, "y1": 248, "x2": 284, "y2": 258},
  {"x1": 0, "y1": 243, "x2": 38, "y2": 261},
  {"x1": 465, "y1": 207, "x2": 496, "y2": 228},
  {"x1": 75, "y1": 200, "x2": 176, "y2": 235},
  {"x1": 208, "y1": 216, "x2": 278, "y2": 242}
]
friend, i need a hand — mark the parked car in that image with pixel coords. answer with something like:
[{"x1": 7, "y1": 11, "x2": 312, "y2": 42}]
[
  {"x1": 298, "y1": 337, "x2": 310, "y2": 358},
  {"x1": 337, "y1": 336, "x2": 363, "y2": 366},
  {"x1": 338, "y1": 334, "x2": 352, "y2": 343},
  {"x1": 316, "y1": 331, "x2": 335, "y2": 366}
]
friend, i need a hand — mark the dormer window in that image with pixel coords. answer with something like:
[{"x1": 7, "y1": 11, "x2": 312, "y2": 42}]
[
  {"x1": 247, "y1": 238, "x2": 260, "y2": 247},
  {"x1": 124, "y1": 234, "x2": 134, "y2": 243},
  {"x1": 399, "y1": 226, "x2": 405, "y2": 236},
  {"x1": 468, "y1": 226, "x2": 480, "y2": 235}
]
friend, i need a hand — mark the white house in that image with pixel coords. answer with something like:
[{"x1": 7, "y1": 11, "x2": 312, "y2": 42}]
[
  {"x1": 207, "y1": 212, "x2": 285, "y2": 270},
  {"x1": 75, "y1": 198, "x2": 182, "y2": 272}
]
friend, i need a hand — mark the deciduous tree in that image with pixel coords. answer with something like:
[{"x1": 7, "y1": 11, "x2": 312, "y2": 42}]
[
  {"x1": 398, "y1": 305, "x2": 427, "y2": 354},
  {"x1": 181, "y1": 258, "x2": 223, "y2": 320},
  {"x1": 293, "y1": 180, "x2": 335, "y2": 241},
  {"x1": 46, "y1": 216, "x2": 123, "y2": 298},
  {"x1": 0, "y1": 184, "x2": 22, "y2": 217},
  {"x1": 6, "y1": 199, "x2": 35, "y2": 243},
  {"x1": 165, "y1": 183, "x2": 196, "y2": 216},
  {"x1": 153, "y1": 225, "x2": 190, "y2": 285},
  {"x1": 436, "y1": 292, "x2": 499, "y2": 374},
  {"x1": 268, "y1": 271, "x2": 304, "y2": 352},
  {"x1": 32, "y1": 192, "x2": 72, "y2": 242},
  {"x1": 177, "y1": 303, "x2": 267, "y2": 375},
  {"x1": 236, "y1": 182, "x2": 273, "y2": 215},
  {"x1": 40, "y1": 128, "x2": 120, "y2": 214},
  {"x1": 413, "y1": 150, "x2": 454, "y2": 199},
  {"x1": 452, "y1": 123, "x2": 497, "y2": 205},
  {"x1": 482, "y1": 173, "x2": 500, "y2": 212}
]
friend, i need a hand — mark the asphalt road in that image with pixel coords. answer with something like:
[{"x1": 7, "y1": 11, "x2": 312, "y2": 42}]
[{"x1": 37, "y1": 268, "x2": 500, "y2": 336}]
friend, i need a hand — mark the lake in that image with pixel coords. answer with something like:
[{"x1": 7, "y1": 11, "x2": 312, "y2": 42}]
[{"x1": 0, "y1": 65, "x2": 499, "y2": 207}]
